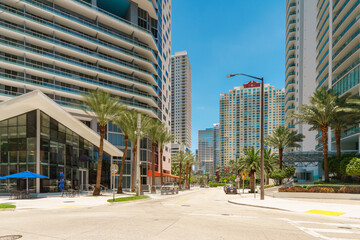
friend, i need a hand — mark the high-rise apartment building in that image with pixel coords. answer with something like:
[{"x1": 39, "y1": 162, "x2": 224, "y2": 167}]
[
  {"x1": 171, "y1": 51, "x2": 192, "y2": 149},
  {"x1": 0, "y1": 0, "x2": 172, "y2": 189},
  {"x1": 220, "y1": 81, "x2": 285, "y2": 167},
  {"x1": 315, "y1": 0, "x2": 359, "y2": 152},
  {"x1": 198, "y1": 123, "x2": 220, "y2": 174},
  {"x1": 285, "y1": 0, "x2": 317, "y2": 151}
]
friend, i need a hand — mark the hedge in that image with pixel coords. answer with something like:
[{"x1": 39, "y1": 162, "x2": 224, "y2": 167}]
[{"x1": 279, "y1": 185, "x2": 360, "y2": 194}]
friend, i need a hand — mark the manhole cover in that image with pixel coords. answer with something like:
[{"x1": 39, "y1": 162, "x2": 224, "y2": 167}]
[
  {"x1": 63, "y1": 201, "x2": 74, "y2": 203},
  {"x1": 181, "y1": 205, "x2": 190, "y2": 207},
  {"x1": 338, "y1": 227, "x2": 352, "y2": 229},
  {"x1": 0, "y1": 235, "x2": 22, "y2": 240},
  {"x1": 221, "y1": 214, "x2": 230, "y2": 216}
]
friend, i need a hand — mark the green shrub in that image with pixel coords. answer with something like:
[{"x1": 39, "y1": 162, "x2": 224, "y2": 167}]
[
  {"x1": 264, "y1": 184, "x2": 275, "y2": 189},
  {"x1": 346, "y1": 157, "x2": 360, "y2": 176},
  {"x1": 285, "y1": 167, "x2": 295, "y2": 178}
]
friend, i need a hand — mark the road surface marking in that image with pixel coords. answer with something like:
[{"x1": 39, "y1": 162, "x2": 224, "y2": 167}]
[
  {"x1": 187, "y1": 213, "x2": 257, "y2": 219},
  {"x1": 305, "y1": 209, "x2": 345, "y2": 216},
  {"x1": 278, "y1": 218, "x2": 359, "y2": 240},
  {"x1": 59, "y1": 205, "x2": 86, "y2": 208},
  {"x1": 175, "y1": 198, "x2": 190, "y2": 205}
]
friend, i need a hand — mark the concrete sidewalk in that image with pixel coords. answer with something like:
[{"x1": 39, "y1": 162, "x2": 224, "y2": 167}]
[
  {"x1": 229, "y1": 197, "x2": 360, "y2": 219},
  {"x1": 0, "y1": 187, "x2": 203, "y2": 210}
]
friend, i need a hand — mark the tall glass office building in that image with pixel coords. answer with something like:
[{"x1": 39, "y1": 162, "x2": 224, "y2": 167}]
[
  {"x1": 198, "y1": 123, "x2": 219, "y2": 174},
  {"x1": 315, "y1": 0, "x2": 359, "y2": 152},
  {"x1": 0, "y1": 0, "x2": 172, "y2": 191},
  {"x1": 219, "y1": 81, "x2": 285, "y2": 168}
]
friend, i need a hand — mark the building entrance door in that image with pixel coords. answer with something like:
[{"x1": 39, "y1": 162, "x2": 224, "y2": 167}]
[{"x1": 79, "y1": 169, "x2": 88, "y2": 191}]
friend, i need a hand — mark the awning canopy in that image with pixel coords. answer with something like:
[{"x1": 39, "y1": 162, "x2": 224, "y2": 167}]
[
  {"x1": 0, "y1": 90, "x2": 123, "y2": 157},
  {"x1": 147, "y1": 170, "x2": 182, "y2": 179}
]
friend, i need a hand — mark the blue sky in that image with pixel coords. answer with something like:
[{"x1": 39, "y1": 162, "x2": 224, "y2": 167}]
[{"x1": 171, "y1": 0, "x2": 286, "y2": 152}]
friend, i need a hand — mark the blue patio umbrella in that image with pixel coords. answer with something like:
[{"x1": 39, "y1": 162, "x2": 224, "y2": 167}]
[
  {"x1": 0, "y1": 176, "x2": 6, "y2": 180},
  {"x1": 4, "y1": 171, "x2": 48, "y2": 192},
  {"x1": 59, "y1": 172, "x2": 65, "y2": 191}
]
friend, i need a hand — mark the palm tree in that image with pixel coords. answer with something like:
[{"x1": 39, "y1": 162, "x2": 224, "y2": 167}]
[
  {"x1": 172, "y1": 150, "x2": 187, "y2": 190},
  {"x1": 157, "y1": 126, "x2": 173, "y2": 185},
  {"x1": 184, "y1": 151, "x2": 195, "y2": 190},
  {"x1": 228, "y1": 159, "x2": 242, "y2": 188},
  {"x1": 330, "y1": 92, "x2": 359, "y2": 158},
  {"x1": 80, "y1": 90, "x2": 123, "y2": 195},
  {"x1": 113, "y1": 110, "x2": 133, "y2": 194},
  {"x1": 266, "y1": 126, "x2": 304, "y2": 169},
  {"x1": 264, "y1": 149, "x2": 277, "y2": 184},
  {"x1": 238, "y1": 147, "x2": 260, "y2": 193},
  {"x1": 126, "y1": 111, "x2": 151, "y2": 192},
  {"x1": 147, "y1": 118, "x2": 162, "y2": 193},
  {"x1": 291, "y1": 87, "x2": 340, "y2": 183}
]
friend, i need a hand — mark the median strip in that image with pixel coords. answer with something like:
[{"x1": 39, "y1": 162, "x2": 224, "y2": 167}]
[{"x1": 107, "y1": 195, "x2": 149, "y2": 203}]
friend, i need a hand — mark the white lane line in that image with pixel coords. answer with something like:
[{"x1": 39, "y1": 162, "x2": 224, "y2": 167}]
[
  {"x1": 308, "y1": 228, "x2": 354, "y2": 234},
  {"x1": 286, "y1": 220, "x2": 360, "y2": 229},
  {"x1": 186, "y1": 213, "x2": 257, "y2": 219}
]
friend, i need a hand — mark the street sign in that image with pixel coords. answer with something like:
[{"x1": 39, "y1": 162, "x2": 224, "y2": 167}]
[
  {"x1": 241, "y1": 172, "x2": 247, "y2": 177},
  {"x1": 111, "y1": 164, "x2": 118, "y2": 174}
]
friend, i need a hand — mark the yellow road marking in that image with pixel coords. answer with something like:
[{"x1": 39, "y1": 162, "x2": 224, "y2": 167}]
[
  {"x1": 305, "y1": 209, "x2": 345, "y2": 216},
  {"x1": 59, "y1": 205, "x2": 86, "y2": 208},
  {"x1": 175, "y1": 198, "x2": 190, "y2": 205}
]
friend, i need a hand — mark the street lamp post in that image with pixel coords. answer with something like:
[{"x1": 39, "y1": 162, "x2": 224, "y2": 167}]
[{"x1": 227, "y1": 73, "x2": 265, "y2": 200}]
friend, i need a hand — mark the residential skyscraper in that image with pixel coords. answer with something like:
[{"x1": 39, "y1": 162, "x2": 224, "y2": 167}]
[
  {"x1": 0, "y1": 0, "x2": 172, "y2": 189},
  {"x1": 285, "y1": 0, "x2": 317, "y2": 151},
  {"x1": 220, "y1": 81, "x2": 285, "y2": 167},
  {"x1": 171, "y1": 51, "x2": 192, "y2": 149},
  {"x1": 315, "y1": 0, "x2": 359, "y2": 152},
  {"x1": 198, "y1": 123, "x2": 219, "y2": 174}
]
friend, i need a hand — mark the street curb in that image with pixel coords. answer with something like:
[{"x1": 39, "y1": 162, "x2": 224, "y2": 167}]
[{"x1": 228, "y1": 200, "x2": 290, "y2": 212}]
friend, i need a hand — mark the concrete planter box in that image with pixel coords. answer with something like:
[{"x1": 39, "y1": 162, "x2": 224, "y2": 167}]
[{"x1": 274, "y1": 192, "x2": 360, "y2": 200}]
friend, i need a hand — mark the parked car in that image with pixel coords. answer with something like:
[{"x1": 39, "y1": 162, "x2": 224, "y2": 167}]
[
  {"x1": 224, "y1": 184, "x2": 237, "y2": 194},
  {"x1": 161, "y1": 182, "x2": 179, "y2": 195}
]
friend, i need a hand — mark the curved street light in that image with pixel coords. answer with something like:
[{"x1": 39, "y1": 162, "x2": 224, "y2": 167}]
[{"x1": 227, "y1": 73, "x2": 265, "y2": 200}]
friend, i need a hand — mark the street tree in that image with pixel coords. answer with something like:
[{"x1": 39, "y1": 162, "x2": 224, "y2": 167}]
[{"x1": 81, "y1": 90, "x2": 123, "y2": 195}]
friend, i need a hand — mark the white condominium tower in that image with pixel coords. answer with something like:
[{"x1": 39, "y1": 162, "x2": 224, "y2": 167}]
[
  {"x1": 171, "y1": 51, "x2": 192, "y2": 149},
  {"x1": 0, "y1": 0, "x2": 172, "y2": 188},
  {"x1": 285, "y1": 0, "x2": 317, "y2": 151},
  {"x1": 315, "y1": 0, "x2": 360, "y2": 152},
  {"x1": 219, "y1": 81, "x2": 285, "y2": 168}
]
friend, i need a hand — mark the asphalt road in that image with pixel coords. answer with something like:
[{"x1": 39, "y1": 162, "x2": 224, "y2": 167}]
[{"x1": 0, "y1": 188, "x2": 359, "y2": 240}]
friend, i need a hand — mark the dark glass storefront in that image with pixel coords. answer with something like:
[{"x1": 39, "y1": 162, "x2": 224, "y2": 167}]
[{"x1": 0, "y1": 110, "x2": 111, "y2": 193}]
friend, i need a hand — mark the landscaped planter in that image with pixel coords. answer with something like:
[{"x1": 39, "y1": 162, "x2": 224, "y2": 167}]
[
  {"x1": 273, "y1": 192, "x2": 360, "y2": 200},
  {"x1": 274, "y1": 185, "x2": 360, "y2": 200}
]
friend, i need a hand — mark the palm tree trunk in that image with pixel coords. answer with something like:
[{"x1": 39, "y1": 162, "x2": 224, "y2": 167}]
[
  {"x1": 249, "y1": 170, "x2": 255, "y2": 193},
  {"x1": 335, "y1": 128, "x2": 341, "y2": 158},
  {"x1": 117, "y1": 135, "x2": 128, "y2": 194},
  {"x1": 279, "y1": 148, "x2": 283, "y2": 170},
  {"x1": 93, "y1": 126, "x2": 105, "y2": 196},
  {"x1": 321, "y1": 125, "x2": 329, "y2": 183},
  {"x1": 178, "y1": 163, "x2": 182, "y2": 190},
  {"x1": 131, "y1": 143, "x2": 136, "y2": 192},
  {"x1": 151, "y1": 142, "x2": 156, "y2": 193},
  {"x1": 185, "y1": 162, "x2": 189, "y2": 190},
  {"x1": 160, "y1": 148, "x2": 164, "y2": 186},
  {"x1": 188, "y1": 168, "x2": 191, "y2": 190}
]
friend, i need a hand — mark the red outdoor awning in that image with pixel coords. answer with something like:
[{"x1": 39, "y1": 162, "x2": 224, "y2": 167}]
[{"x1": 147, "y1": 170, "x2": 182, "y2": 179}]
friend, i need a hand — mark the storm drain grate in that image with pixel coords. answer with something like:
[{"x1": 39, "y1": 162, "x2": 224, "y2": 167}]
[{"x1": 0, "y1": 235, "x2": 22, "y2": 240}]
